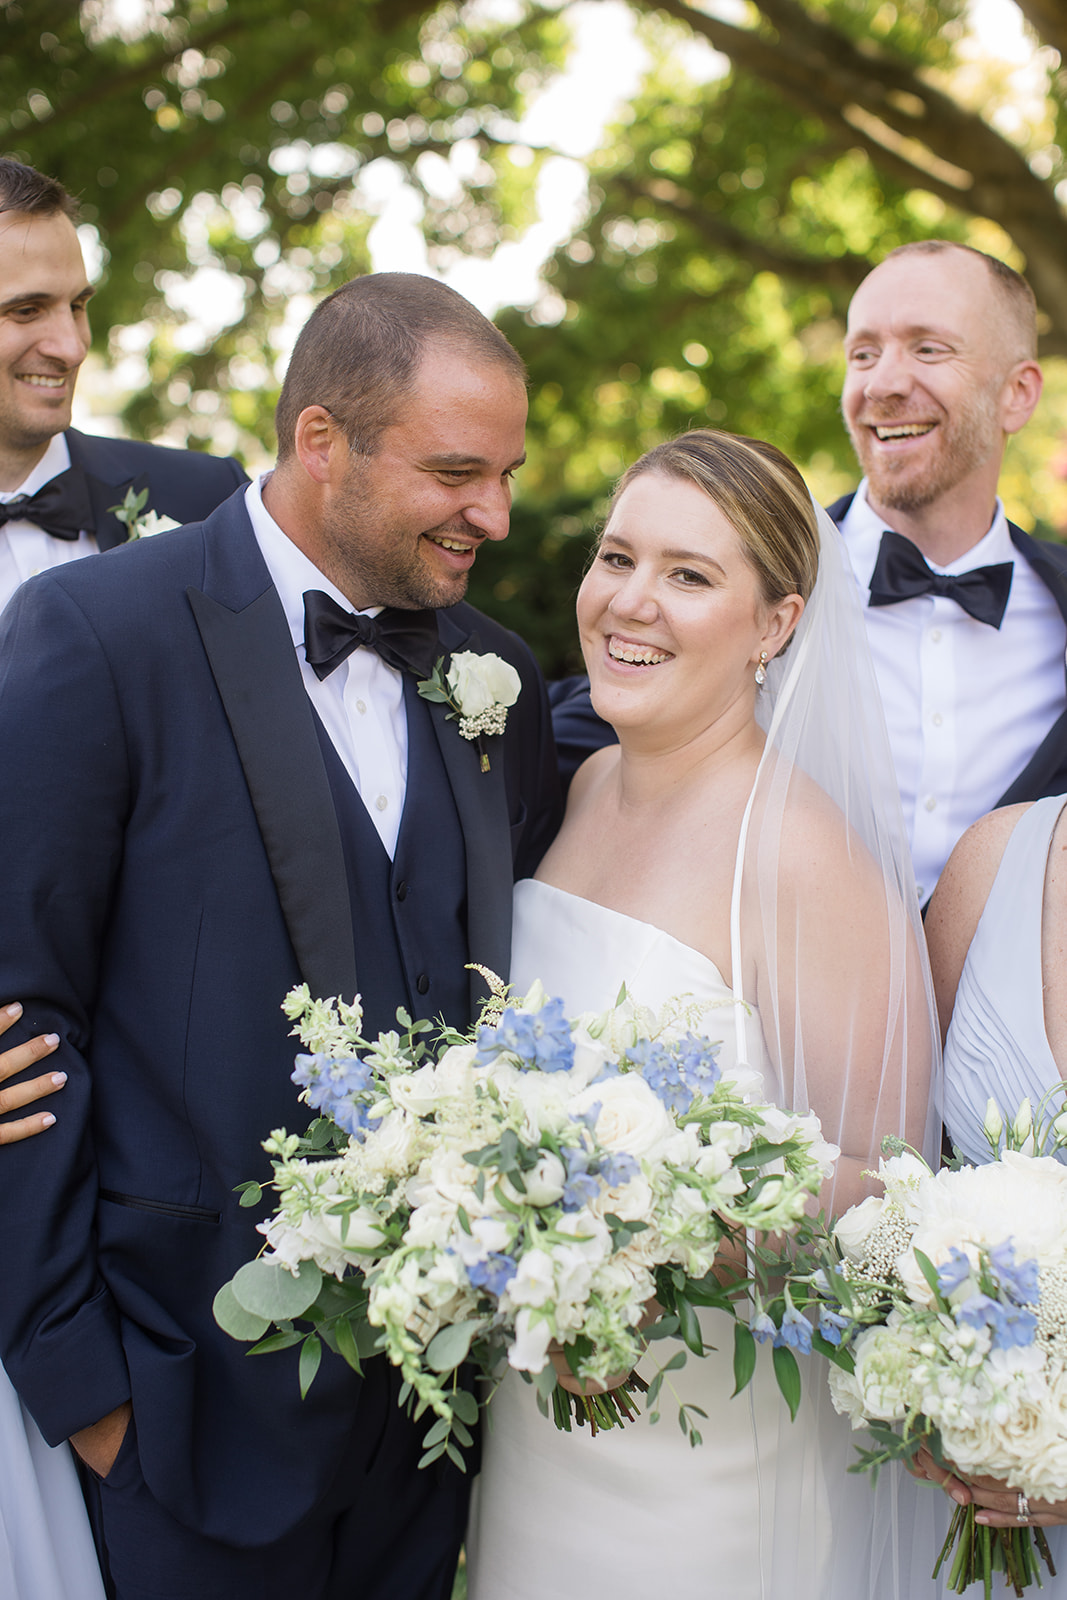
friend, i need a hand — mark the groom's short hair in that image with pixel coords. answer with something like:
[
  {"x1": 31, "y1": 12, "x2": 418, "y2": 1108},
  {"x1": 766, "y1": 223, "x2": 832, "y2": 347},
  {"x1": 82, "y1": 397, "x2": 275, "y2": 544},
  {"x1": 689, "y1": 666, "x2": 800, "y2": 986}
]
[
  {"x1": 0, "y1": 157, "x2": 80, "y2": 222},
  {"x1": 274, "y1": 271, "x2": 526, "y2": 461}
]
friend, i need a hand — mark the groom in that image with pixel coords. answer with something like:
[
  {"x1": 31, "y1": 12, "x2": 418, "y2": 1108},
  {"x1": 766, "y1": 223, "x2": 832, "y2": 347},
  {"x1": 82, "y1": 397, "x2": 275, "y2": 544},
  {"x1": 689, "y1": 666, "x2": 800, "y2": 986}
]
[{"x1": 0, "y1": 272, "x2": 561, "y2": 1598}]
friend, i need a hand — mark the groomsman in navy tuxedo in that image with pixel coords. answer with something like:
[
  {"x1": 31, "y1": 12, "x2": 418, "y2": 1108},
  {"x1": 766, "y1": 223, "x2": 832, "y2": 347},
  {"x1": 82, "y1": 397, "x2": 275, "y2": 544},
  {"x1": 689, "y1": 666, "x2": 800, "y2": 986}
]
[
  {"x1": 0, "y1": 156, "x2": 245, "y2": 612},
  {"x1": 833, "y1": 241, "x2": 1067, "y2": 902},
  {"x1": 0, "y1": 271, "x2": 561, "y2": 1598}
]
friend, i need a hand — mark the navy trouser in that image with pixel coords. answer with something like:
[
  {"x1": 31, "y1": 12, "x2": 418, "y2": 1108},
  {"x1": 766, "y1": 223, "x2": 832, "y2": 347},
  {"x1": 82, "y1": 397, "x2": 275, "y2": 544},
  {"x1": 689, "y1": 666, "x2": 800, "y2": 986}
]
[{"x1": 85, "y1": 1362, "x2": 470, "y2": 1600}]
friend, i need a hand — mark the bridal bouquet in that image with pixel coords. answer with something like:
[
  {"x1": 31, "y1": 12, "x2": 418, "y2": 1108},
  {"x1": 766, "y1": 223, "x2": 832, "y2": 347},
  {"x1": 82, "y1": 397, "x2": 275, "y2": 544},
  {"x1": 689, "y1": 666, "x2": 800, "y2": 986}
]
[
  {"x1": 215, "y1": 976, "x2": 837, "y2": 1469},
  {"x1": 808, "y1": 1114, "x2": 1067, "y2": 1595}
]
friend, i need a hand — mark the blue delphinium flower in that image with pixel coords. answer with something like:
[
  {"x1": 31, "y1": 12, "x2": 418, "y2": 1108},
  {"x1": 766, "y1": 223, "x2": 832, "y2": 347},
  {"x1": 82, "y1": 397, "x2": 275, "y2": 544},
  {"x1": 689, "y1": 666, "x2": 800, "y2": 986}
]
[
  {"x1": 750, "y1": 1310, "x2": 777, "y2": 1344},
  {"x1": 561, "y1": 1146, "x2": 600, "y2": 1212},
  {"x1": 936, "y1": 1246, "x2": 974, "y2": 1298},
  {"x1": 626, "y1": 1034, "x2": 722, "y2": 1115},
  {"x1": 292, "y1": 1052, "x2": 374, "y2": 1135},
  {"x1": 466, "y1": 1253, "x2": 517, "y2": 1298},
  {"x1": 674, "y1": 1034, "x2": 722, "y2": 1097},
  {"x1": 626, "y1": 1041, "x2": 693, "y2": 1116},
  {"x1": 956, "y1": 1293, "x2": 1037, "y2": 1350},
  {"x1": 777, "y1": 1301, "x2": 814, "y2": 1354},
  {"x1": 598, "y1": 1151, "x2": 640, "y2": 1188},
  {"x1": 475, "y1": 997, "x2": 575, "y2": 1073},
  {"x1": 818, "y1": 1308, "x2": 852, "y2": 1347},
  {"x1": 987, "y1": 1240, "x2": 1040, "y2": 1306}
]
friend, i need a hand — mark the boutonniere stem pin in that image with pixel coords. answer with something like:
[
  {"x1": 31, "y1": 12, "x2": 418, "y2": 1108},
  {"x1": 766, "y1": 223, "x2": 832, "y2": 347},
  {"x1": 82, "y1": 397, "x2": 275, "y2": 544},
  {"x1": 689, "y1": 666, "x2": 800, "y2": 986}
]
[{"x1": 417, "y1": 650, "x2": 521, "y2": 773}]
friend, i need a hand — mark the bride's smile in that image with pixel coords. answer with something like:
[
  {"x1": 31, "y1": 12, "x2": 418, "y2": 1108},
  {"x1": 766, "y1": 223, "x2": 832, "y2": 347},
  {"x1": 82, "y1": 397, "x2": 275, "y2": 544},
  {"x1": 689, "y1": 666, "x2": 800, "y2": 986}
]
[{"x1": 577, "y1": 473, "x2": 797, "y2": 748}]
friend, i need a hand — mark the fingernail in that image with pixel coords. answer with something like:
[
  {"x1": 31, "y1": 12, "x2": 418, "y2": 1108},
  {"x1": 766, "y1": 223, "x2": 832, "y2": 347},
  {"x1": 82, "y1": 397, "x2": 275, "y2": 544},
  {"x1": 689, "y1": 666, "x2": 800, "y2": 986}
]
[
  {"x1": 4, "y1": 1003, "x2": 21, "y2": 1017},
  {"x1": 44, "y1": 1035, "x2": 60, "y2": 1047},
  {"x1": 50, "y1": 1072, "x2": 67, "y2": 1087},
  {"x1": 952, "y1": 1492, "x2": 968, "y2": 1506},
  {"x1": 41, "y1": 1113, "x2": 56, "y2": 1127}
]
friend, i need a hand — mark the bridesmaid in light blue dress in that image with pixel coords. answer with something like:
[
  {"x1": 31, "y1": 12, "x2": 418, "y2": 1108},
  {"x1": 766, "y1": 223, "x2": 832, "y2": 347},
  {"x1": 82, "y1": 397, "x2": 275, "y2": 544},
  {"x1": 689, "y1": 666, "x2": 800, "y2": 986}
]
[
  {"x1": 924, "y1": 793, "x2": 1067, "y2": 1556},
  {"x1": 0, "y1": 1004, "x2": 106, "y2": 1600}
]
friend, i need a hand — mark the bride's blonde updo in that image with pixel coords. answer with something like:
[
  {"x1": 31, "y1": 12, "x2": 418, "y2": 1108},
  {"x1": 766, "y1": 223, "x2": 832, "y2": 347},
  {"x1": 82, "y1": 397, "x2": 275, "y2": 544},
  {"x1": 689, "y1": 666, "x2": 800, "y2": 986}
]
[{"x1": 614, "y1": 429, "x2": 820, "y2": 609}]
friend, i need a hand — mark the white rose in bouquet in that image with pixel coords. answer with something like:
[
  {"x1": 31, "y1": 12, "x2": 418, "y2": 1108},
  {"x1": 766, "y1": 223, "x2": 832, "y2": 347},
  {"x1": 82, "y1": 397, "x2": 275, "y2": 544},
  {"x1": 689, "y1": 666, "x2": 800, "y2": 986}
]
[
  {"x1": 571, "y1": 1074, "x2": 676, "y2": 1162},
  {"x1": 833, "y1": 1194, "x2": 886, "y2": 1263},
  {"x1": 389, "y1": 1062, "x2": 442, "y2": 1116}
]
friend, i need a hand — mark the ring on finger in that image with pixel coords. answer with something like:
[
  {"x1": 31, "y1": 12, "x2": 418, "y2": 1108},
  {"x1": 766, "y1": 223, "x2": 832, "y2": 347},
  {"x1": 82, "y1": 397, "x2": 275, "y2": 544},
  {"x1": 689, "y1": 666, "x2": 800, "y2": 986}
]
[{"x1": 1017, "y1": 1492, "x2": 1031, "y2": 1523}]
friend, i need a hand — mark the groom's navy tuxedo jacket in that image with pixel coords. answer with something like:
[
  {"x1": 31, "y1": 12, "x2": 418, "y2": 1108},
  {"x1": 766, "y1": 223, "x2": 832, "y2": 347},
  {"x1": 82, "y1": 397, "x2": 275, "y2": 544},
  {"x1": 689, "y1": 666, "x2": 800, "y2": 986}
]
[
  {"x1": 549, "y1": 496, "x2": 1067, "y2": 809},
  {"x1": 62, "y1": 426, "x2": 248, "y2": 548},
  {"x1": 0, "y1": 489, "x2": 561, "y2": 1543}
]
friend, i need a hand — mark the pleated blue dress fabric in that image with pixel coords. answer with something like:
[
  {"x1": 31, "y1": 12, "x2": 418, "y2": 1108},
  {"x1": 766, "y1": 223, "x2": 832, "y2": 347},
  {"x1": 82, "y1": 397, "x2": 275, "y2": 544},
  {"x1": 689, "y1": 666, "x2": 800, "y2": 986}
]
[{"x1": 943, "y1": 793, "x2": 1066, "y2": 1166}]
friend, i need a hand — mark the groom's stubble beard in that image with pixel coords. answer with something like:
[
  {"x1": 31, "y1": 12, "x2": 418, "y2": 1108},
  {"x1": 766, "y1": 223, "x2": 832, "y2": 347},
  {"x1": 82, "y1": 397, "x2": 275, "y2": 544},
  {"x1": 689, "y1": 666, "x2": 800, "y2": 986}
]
[{"x1": 317, "y1": 459, "x2": 478, "y2": 613}]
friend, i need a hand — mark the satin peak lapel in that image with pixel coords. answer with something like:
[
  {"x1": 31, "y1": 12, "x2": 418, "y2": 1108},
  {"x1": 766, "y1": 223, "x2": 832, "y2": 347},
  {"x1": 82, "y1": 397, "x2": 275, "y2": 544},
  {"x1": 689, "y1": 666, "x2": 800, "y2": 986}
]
[
  {"x1": 188, "y1": 584, "x2": 358, "y2": 1001},
  {"x1": 426, "y1": 623, "x2": 514, "y2": 1012}
]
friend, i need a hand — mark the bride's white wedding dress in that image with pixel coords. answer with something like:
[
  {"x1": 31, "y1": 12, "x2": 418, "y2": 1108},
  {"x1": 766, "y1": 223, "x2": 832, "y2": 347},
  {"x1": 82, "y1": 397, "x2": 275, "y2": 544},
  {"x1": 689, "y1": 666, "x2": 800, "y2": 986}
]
[{"x1": 467, "y1": 880, "x2": 845, "y2": 1600}]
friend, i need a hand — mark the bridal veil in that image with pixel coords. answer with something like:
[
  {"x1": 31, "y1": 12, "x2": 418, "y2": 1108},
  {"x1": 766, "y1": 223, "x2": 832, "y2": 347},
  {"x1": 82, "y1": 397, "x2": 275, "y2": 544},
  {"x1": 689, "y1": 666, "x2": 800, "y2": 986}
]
[{"x1": 732, "y1": 494, "x2": 944, "y2": 1598}]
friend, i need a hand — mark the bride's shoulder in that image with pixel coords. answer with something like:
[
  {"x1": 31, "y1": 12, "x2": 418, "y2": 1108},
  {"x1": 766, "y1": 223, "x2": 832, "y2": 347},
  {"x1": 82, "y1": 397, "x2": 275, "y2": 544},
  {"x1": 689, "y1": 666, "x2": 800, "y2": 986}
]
[{"x1": 567, "y1": 745, "x2": 618, "y2": 807}]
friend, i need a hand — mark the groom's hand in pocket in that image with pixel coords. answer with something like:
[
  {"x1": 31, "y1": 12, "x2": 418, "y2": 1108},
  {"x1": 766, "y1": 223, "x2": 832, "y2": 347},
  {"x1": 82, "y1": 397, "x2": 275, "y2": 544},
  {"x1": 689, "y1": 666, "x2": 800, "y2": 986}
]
[{"x1": 71, "y1": 1399, "x2": 133, "y2": 1478}]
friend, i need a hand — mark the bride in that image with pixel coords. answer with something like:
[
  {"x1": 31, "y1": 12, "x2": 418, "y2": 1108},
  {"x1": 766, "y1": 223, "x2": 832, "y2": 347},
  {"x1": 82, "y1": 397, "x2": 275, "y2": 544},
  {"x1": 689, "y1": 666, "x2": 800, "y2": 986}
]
[{"x1": 467, "y1": 429, "x2": 941, "y2": 1600}]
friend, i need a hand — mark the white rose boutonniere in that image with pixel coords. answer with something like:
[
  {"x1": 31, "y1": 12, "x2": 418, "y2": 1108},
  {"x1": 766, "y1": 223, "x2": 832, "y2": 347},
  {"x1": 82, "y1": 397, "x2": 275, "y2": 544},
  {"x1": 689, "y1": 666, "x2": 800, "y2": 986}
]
[
  {"x1": 417, "y1": 649, "x2": 521, "y2": 772},
  {"x1": 110, "y1": 486, "x2": 183, "y2": 540}
]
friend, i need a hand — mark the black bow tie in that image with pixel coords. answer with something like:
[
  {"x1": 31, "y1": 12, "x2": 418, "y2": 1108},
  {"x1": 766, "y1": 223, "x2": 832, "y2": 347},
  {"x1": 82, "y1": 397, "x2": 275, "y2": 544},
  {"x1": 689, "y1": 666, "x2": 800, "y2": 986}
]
[
  {"x1": 302, "y1": 590, "x2": 439, "y2": 681},
  {"x1": 0, "y1": 466, "x2": 95, "y2": 541},
  {"x1": 867, "y1": 529, "x2": 1013, "y2": 629}
]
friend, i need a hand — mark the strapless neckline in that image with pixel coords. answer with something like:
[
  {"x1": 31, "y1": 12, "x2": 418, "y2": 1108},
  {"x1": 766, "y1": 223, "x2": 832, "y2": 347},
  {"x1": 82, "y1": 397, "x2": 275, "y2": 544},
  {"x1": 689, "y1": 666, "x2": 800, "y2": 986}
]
[{"x1": 515, "y1": 877, "x2": 731, "y2": 996}]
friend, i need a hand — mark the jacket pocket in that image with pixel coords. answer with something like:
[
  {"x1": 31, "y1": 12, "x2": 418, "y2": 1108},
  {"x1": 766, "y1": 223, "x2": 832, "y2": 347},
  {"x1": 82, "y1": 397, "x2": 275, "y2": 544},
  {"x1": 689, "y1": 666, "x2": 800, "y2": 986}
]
[{"x1": 98, "y1": 1189, "x2": 220, "y2": 1224}]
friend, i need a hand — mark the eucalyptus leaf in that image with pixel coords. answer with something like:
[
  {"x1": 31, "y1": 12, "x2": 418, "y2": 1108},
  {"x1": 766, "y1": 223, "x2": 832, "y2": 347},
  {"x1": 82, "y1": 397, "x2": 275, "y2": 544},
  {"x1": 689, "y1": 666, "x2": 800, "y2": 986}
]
[
  {"x1": 213, "y1": 1281, "x2": 270, "y2": 1342},
  {"x1": 232, "y1": 1258, "x2": 323, "y2": 1321},
  {"x1": 425, "y1": 1319, "x2": 478, "y2": 1373}
]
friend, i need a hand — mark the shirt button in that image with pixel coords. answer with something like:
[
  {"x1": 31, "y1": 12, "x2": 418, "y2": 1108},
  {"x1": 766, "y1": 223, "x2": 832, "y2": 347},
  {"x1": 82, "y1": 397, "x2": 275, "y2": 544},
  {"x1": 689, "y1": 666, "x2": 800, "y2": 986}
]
[
  {"x1": 930, "y1": 628, "x2": 942, "y2": 643},
  {"x1": 396, "y1": 881, "x2": 408, "y2": 902},
  {"x1": 931, "y1": 712, "x2": 943, "y2": 727},
  {"x1": 924, "y1": 795, "x2": 937, "y2": 812},
  {"x1": 356, "y1": 699, "x2": 367, "y2": 715},
  {"x1": 416, "y1": 974, "x2": 430, "y2": 995},
  {"x1": 916, "y1": 885, "x2": 926, "y2": 902},
  {"x1": 375, "y1": 795, "x2": 388, "y2": 812}
]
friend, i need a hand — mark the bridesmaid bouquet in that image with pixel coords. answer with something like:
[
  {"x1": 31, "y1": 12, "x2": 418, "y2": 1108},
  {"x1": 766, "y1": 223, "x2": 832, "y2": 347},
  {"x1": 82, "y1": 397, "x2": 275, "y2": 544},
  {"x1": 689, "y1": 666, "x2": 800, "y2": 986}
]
[
  {"x1": 807, "y1": 1117, "x2": 1067, "y2": 1596},
  {"x1": 214, "y1": 976, "x2": 837, "y2": 1470}
]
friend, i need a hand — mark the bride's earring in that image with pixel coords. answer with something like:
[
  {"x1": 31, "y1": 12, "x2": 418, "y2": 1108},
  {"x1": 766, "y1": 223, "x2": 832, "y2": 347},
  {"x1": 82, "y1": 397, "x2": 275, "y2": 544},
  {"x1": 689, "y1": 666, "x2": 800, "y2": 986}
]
[{"x1": 754, "y1": 651, "x2": 768, "y2": 688}]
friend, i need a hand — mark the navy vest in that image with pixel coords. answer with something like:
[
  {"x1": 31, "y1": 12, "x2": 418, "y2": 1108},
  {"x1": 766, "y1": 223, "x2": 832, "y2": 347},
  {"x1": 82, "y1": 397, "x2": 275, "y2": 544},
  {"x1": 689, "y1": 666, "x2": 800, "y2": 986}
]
[{"x1": 313, "y1": 676, "x2": 470, "y2": 1039}]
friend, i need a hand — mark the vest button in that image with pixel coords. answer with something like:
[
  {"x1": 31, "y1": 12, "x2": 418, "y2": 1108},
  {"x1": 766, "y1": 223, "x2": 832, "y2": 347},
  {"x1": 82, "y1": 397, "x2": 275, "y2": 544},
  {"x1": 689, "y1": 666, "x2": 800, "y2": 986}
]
[
  {"x1": 396, "y1": 880, "x2": 408, "y2": 901},
  {"x1": 416, "y1": 974, "x2": 430, "y2": 995}
]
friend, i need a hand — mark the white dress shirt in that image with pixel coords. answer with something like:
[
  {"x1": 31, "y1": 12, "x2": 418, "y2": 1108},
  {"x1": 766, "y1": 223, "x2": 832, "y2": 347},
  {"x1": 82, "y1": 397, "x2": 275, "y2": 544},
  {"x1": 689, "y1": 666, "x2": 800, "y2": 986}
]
[
  {"x1": 0, "y1": 434, "x2": 97, "y2": 614},
  {"x1": 840, "y1": 481, "x2": 1067, "y2": 900},
  {"x1": 246, "y1": 476, "x2": 408, "y2": 858}
]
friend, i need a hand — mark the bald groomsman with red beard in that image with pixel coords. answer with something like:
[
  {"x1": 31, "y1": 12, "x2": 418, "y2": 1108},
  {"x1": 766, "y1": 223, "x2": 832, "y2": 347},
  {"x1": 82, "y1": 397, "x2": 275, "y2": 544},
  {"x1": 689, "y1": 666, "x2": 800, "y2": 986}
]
[{"x1": 831, "y1": 240, "x2": 1067, "y2": 903}]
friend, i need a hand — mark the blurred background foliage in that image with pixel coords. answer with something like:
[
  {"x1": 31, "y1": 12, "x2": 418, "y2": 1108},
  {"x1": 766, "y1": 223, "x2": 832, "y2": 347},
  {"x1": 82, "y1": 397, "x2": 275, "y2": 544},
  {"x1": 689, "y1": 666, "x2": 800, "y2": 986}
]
[{"x1": 3, "y1": 0, "x2": 1066, "y2": 673}]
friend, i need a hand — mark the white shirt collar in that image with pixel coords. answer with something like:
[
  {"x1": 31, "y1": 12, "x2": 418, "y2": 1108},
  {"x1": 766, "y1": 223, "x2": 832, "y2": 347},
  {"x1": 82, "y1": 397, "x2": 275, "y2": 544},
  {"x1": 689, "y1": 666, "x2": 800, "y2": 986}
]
[
  {"x1": 0, "y1": 432, "x2": 72, "y2": 502},
  {"x1": 243, "y1": 474, "x2": 379, "y2": 656}
]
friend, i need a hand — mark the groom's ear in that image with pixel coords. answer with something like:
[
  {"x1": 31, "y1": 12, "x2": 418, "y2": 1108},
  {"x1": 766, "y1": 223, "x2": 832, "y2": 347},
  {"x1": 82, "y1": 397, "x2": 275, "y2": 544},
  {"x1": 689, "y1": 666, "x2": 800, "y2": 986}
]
[{"x1": 293, "y1": 405, "x2": 344, "y2": 485}]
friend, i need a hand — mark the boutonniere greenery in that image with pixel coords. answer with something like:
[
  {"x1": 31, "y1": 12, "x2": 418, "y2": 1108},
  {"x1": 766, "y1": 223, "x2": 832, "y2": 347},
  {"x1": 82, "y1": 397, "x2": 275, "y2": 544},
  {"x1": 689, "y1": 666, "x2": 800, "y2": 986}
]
[
  {"x1": 417, "y1": 650, "x2": 521, "y2": 773},
  {"x1": 109, "y1": 486, "x2": 182, "y2": 540}
]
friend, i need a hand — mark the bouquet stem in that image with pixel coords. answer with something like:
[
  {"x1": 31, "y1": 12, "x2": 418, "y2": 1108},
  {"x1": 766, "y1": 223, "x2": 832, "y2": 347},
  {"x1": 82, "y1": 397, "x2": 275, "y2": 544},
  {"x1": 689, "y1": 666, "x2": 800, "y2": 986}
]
[
  {"x1": 551, "y1": 1372, "x2": 650, "y2": 1436},
  {"x1": 934, "y1": 1503, "x2": 1057, "y2": 1596}
]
